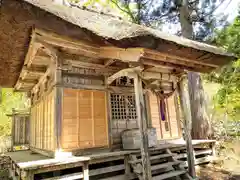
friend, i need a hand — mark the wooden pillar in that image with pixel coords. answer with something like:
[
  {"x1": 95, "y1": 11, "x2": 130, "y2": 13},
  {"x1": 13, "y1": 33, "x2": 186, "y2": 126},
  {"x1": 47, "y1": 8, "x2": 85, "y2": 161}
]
[
  {"x1": 177, "y1": 77, "x2": 196, "y2": 178},
  {"x1": 133, "y1": 74, "x2": 152, "y2": 180},
  {"x1": 54, "y1": 53, "x2": 63, "y2": 151}
]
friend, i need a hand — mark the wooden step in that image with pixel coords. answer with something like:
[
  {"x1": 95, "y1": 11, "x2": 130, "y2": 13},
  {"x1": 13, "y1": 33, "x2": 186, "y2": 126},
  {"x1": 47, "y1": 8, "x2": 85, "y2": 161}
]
[
  {"x1": 151, "y1": 161, "x2": 182, "y2": 171},
  {"x1": 129, "y1": 154, "x2": 172, "y2": 164},
  {"x1": 152, "y1": 170, "x2": 186, "y2": 180}
]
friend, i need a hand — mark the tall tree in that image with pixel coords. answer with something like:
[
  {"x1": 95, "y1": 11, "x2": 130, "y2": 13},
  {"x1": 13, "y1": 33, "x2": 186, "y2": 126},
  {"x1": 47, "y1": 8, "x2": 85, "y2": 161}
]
[{"x1": 208, "y1": 16, "x2": 240, "y2": 122}]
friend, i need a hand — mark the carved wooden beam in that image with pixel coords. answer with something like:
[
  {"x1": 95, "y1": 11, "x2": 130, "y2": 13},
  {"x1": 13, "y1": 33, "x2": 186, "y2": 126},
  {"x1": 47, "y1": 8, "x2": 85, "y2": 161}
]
[
  {"x1": 107, "y1": 66, "x2": 143, "y2": 85},
  {"x1": 104, "y1": 59, "x2": 117, "y2": 67},
  {"x1": 100, "y1": 47, "x2": 144, "y2": 62}
]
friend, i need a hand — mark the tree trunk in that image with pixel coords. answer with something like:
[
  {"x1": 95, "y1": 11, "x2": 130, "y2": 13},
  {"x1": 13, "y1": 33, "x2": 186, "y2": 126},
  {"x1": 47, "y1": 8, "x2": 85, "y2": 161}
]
[
  {"x1": 179, "y1": 0, "x2": 211, "y2": 139},
  {"x1": 188, "y1": 73, "x2": 212, "y2": 139}
]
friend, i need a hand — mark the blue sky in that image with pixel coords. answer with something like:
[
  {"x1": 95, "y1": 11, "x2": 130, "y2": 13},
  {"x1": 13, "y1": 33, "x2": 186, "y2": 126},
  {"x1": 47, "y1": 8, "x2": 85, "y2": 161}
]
[{"x1": 215, "y1": 0, "x2": 239, "y2": 22}]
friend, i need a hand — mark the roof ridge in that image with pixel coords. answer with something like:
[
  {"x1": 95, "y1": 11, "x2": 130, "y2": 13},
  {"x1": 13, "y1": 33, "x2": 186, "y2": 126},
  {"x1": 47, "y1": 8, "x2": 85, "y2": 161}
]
[{"x1": 69, "y1": 2, "x2": 123, "y2": 20}]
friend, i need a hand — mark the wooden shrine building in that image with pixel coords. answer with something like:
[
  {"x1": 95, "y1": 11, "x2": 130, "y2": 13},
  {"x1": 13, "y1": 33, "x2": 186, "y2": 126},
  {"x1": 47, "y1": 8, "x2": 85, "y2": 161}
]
[{"x1": 0, "y1": 0, "x2": 236, "y2": 179}]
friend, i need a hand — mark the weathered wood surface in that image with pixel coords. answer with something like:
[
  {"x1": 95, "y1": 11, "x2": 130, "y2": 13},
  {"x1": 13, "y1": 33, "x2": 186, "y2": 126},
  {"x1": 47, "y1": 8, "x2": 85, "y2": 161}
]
[
  {"x1": 6, "y1": 140, "x2": 215, "y2": 180},
  {"x1": 177, "y1": 78, "x2": 196, "y2": 178},
  {"x1": 61, "y1": 89, "x2": 109, "y2": 151},
  {"x1": 44, "y1": 164, "x2": 124, "y2": 180},
  {"x1": 17, "y1": 156, "x2": 90, "y2": 170},
  {"x1": 152, "y1": 170, "x2": 186, "y2": 180},
  {"x1": 8, "y1": 109, "x2": 30, "y2": 150},
  {"x1": 133, "y1": 74, "x2": 152, "y2": 180}
]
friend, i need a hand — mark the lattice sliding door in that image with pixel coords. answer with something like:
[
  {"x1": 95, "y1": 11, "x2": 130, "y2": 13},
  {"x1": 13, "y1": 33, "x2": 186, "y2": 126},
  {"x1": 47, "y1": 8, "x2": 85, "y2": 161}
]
[{"x1": 110, "y1": 93, "x2": 138, "y2": 146}]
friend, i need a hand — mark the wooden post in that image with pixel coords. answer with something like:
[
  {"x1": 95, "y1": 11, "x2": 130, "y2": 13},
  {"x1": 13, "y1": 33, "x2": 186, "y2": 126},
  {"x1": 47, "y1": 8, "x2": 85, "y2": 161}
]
[
  {"x1": 133, "y1": 74, "x2": 152, "y2": 180},
  {"x1": 177, "y1": 77, "x2": 196, "y2": 178},
  {"x1": 11, "y1": 108, "x2": 15, "y2": 152},
  {"x1": 210, "y1": 142, "x2": 216, "y2": 157},
  {"x1": 124, "y1": 154, "x2": 131, "y2": 177},
  {"x1": 54, "y1": 53, "x2": 63, "y2": 151},
  {"x1": 83, "y1": 162, "x2": 89, "y2": 180}
]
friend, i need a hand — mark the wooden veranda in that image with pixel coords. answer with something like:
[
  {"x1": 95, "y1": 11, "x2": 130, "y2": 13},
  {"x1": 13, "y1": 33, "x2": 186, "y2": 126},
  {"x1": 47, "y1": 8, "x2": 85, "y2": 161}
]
[{"x1": 7, "y1": 139, "x2": 216, "y2": 180}]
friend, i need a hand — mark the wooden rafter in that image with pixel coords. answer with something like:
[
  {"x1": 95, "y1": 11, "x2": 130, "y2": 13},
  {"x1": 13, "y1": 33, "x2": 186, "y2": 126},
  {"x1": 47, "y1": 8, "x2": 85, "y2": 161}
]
[
  {"x1": 34, "y1": 28, "x2": 99, "y2": 58},
  {"x1": 32, "y1": 29, "x2": 221, "y2": 72}
]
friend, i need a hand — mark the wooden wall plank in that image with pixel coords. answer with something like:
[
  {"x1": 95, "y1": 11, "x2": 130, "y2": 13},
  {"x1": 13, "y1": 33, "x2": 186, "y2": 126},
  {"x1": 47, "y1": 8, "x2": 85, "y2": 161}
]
[
  {"x1": 61, "y1": 88, "x2": 108, "y2": 152},
  {"x1": 30, "y1": 89, "x2": 55, "y2": 151},
  {"x1": 148, "y1": 92, "x2": 182, "y2": 140}
]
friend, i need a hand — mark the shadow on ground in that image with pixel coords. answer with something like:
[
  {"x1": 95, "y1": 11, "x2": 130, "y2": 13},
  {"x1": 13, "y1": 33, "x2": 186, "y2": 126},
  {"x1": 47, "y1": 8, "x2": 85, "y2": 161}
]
[{"x1": 198, "y1": 166, "x2": 240, "y2": 180}]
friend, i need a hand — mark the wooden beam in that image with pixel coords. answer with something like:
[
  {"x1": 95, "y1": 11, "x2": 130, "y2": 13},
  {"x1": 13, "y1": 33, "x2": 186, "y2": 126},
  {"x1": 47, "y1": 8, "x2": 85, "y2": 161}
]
[
  {"x1": 177, "y1": 77, "x2": 196, "y2": 178},
  {"x1": 18, "y1": 79, "x2": 38, "y2": 85},
  {"x1": 22, "y1": 66, "x2": 46, "y2": 75},
  {"x1": 140, "y1": 71, "x2": 177, "y2": 82},
  {"x1": 24, "y1": 41, "x2": 43, "y2": 68},
  {"x1": 34, "y1": 29, "x2": 99, "y2": 58},
  {"x1": 64, "y1": 60, "x2": 121, "y2": 74},
  {"x1": 107, "y1": 66, "x2": 143, "y2": 85},
  {"x1": 143, "y1": 49, "x2": 218, "y2": 68},
  {"x1": 100, "y1": 47, "x2": 144, "y2": 62},
  {"x1": 141, "y1": 58, "x2": 215, "y2": 72},
  {"x1": 133, "y1": 74, "x2": 152, "y2": 180}
]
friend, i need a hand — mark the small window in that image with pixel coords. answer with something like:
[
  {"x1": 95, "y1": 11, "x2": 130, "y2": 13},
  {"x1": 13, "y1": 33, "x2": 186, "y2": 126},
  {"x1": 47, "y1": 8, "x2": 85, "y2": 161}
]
[{"x1": 110, "y1": 94, "x2": 137, "y2": 120}]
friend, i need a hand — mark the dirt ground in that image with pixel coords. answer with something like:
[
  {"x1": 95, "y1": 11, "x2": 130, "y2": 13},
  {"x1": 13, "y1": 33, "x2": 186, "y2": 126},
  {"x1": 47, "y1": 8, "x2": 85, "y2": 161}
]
[
  {"x1": 198, "y1": 165, "x2": 240, "y2": 180},
  {"x1": 198, "y1": 140, "x2": 240, "y2": 180}
]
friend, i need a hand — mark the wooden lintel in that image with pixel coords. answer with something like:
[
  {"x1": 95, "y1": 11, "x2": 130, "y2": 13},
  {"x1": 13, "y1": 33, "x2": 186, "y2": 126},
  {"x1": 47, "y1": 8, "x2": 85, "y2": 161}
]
[
  {"x1": 107, "y1": 66, "x2": 143, "y2": 85},
  {"x1": 63, "y1": 83, "x2": 106, "y2": 91},
  {"x1": 63, "y1": 72, "x2": 104, "y2": 80},
  {"x1": 65, "y1": 60, "x2": 121, "y2": 72},
  {"x1": 140, "y1": 71, "x2": 177, "y2": 82}
]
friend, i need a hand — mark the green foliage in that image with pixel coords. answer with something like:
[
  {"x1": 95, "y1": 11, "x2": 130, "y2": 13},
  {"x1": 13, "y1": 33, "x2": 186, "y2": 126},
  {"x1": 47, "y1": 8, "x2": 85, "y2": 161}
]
[
  {"x1": 207, "y1": 17, "x2": 240, "y2": 121},
  {"x1": 0, "y1": 89, "x2": 29, "y2": 137}
]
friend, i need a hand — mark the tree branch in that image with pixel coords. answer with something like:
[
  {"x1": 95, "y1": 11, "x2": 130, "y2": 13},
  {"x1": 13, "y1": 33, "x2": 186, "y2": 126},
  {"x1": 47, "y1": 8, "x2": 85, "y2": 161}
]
[{"x1": 110, "y1": 0, "x2": 137, "y2": 23}]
